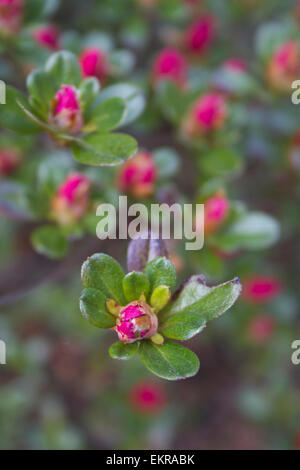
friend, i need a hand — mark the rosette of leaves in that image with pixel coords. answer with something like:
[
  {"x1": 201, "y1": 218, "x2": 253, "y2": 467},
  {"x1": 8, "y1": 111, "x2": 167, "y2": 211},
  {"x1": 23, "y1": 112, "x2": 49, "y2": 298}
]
[
  {"x1": 79, "y1": 237, "x2": 242, "y2": 380},
  {"x1": 0, "y1": 50, "x2": 141, "y2": 166}
]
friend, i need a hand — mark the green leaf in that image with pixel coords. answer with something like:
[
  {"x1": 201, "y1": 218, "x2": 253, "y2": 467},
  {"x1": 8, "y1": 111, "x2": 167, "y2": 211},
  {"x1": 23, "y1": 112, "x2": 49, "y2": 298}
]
[
  {"x1": 26, "y1": 69, "x2": 56, "y2": 115},
  {"x1": 139, "y1": 340, "x2": 200, "y2": 380},
  {"x1": 153, "y1": 147, "x2": 180, "y2": 180},
  {"x1": 200, "y1": 148, "x2": 242, "y2": 177},
  {"x1": 80, "y1": 288, "x2": 115, "y2": 328},
  {"x1": 150, "y1": 285, "x2": 171, "y2": 312},
  {"x1": 94, "y1": 83, "x2": 145, "y2": 126},
  {"x1": 81, "y1": 253, "x2": 126, "y2": 305},
  {"x1": 0, "y1": 86, "x2": 40, "y2": 134},
  {"x1": 144, "y1": 256, "x2": 177, "y2": 292},
  {"x1": 45, "y1": 50, "x2": 82, "y2": 89},
  {"x1": 109, "y1": 50, "x2": 135, "y2": 75},
  {"x1": 79, "y1": 77, "x2": 100, "y2": 110},
  {"x1": 109, "y1": 341, "x2": 138, "y2": 360},
  {"x1": 214, "y1": 212, "x2": 280, "y2": 251},
  {"x1": 157, "y1": 80, "x2": 188, "y2": 124},
  {"x1": 122, "y1": 272, "x2": 150, "y2": 302},
  {"x1": 86, "y1": 97, "x2": 125, "y2": 132},
  {"x1": 72, "y1": 132, "x2": 137, "y2": 166},
  {"x1": 31, "y1": 225, "x2": 68, "y2": 259},
  {"x1": 159, "y1": 277, "x2": 242, "y2": 340}
]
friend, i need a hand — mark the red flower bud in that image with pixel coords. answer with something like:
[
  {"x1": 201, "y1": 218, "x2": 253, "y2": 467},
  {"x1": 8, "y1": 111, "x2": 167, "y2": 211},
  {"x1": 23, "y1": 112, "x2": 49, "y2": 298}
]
[
  {"x1": 182, "y1": 93, "x2": 227, "y2": 137},
  {"x1": 116, "y1": 301, "x2": 158, "y2": 343},
  {"x1": 195, "y1": 193, "x2": 229, "y2": 236},
  {"x1": 117, "y1": 151, "x2": 157, "y2": 198},
  {"x1": 0, "y1": 148, "x2": 21, "y2": 175},
  {"x1": 248, "y1": 315, "x2": 275, "y2": 343},
  {"x1": 267, "y1": 40, "x2": 300, "y2": 92},
  {"x1": 0, "y1": 0, "x2": 23, "y2": 36},
  {"x1": 184, "y1": 15, "x2": 216, "y2": 55},
  {"x1": 129, "y1": 381, "x2": 166, "y2": 414},
  {"x1": 243, "y1": 276, "x2": 282, "y2": 304},
  {"x1": 50, "y1": 85, "x2": 83, "y2": 134},
  {"x1": 79, "y1": 47, "x2": 110, "y2": 84},
  {"x1": 32, "y1": 25, "x2": 60, "y2": 51},
  {"x1": 51, "y1": 172, "x2": 91, "y2": 225},
  {"x1": 152, "y1": 47, "x2": 188, "y2": 88}
]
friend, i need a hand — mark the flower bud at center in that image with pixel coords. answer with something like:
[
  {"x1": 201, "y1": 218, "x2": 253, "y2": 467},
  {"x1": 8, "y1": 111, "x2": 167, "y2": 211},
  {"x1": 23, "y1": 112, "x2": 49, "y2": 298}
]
[{"x1": 116, "y1": 301, "x2": 158, "y2": 343}]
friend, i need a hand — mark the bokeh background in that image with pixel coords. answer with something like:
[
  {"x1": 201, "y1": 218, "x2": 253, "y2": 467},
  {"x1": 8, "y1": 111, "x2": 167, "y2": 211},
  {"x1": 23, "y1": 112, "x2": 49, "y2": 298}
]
[{"x1": 0, "y1": 0, "x2": 300, "y2": 450}]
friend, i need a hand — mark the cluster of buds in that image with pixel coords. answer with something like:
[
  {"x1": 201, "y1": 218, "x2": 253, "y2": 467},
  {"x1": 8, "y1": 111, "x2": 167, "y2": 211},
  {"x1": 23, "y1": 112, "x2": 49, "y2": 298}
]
[
  {"x1": 0, "y1": 148, "x2": 21, "y2": 175},
  {"x1": 108, "y1": 286, "x2": 171, "y2": 344},
  {"x1": 182, "y1": 92, "x2": 228, "y2": 137},
  {"x1": 79, "y1": 47, "x2": 110, "y2": 84},
  {"x1": 195, "y1": 191, "x2": 229, "y2": 236},
  {"x1": 267, "y1": 40, "x2": 300, "y2": 92},
  {"x1": 32, "y1": 25, "x2": 60, "y2": 51},
  {"x1": 248, "y1": 315, "x2": 275, "y2": 343},
  {"x1": 0, "y1": 0, "x2": 23, "y2": 36},
  {"x1": 243, "y1": 276, "x2": 282, "y2": 304},
  {"x1": 49, "y1": 85, "x2": 83, "y2": 135},
  {"x1": 129, "y1": 381, "x2": 166, "y2": 414},
  {"x1": 51, "y1": 172, "x2": 91, "y2": 225},
  {"x1": 184, "y1": 15, "x2": 216, "y2": 56},
  {"x1": 152, "y1": 47, "x2": 188, "y2": 88},
  {"x1": 116, "y1": 151, "x2": 157, "y2": 198}
]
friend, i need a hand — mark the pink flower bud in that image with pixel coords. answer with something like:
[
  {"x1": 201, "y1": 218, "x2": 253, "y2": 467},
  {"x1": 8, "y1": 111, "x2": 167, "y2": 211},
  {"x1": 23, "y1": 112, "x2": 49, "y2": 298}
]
[
  {"x1": 0, "y1": 148, "x2": 21, "y2": 175},
  {"x1": 32, "y1": 25, "x2": 60, "y2": 51},
  {"x1": 182, "y1": 93, "x2": 227, "y2": 137},
  {"x1": 79, "y1": 47, "x2": 110, "y2": 84},
  {"x1": 129, "y1": 381, "x2": 166, "y2": 414},
  {"x1": 116, "y1": 301, "x2": 158, "y2": 343},
  {"x1": 152, "y1": 47, "x2": 188, "y2": 88},
  {"x1": 117, "y1": 151, "x2": 157, "y2": 198},
  {"x1": 195, "y1": 192, "x2": 229, "y2": 236},
  {"x1": 0, "y1": 0, "x2": 23, "y2": 36},
  {"x1": 243, "y1": 276, "x2": 282, "y2": 304},
  {"x1": 184, "y1": 15, "x2": 216, "y2": 55},
  {"x1": 51, "y1": 172, "x2": 91, "y2": 225},
  {"x1": 204, "y1": 194, "x2": 229, "y2": 235},
  {"x1": 267, "y1": 40, "x2": 300, "y2": 92},
  {"x1": 248, "y1": 315, "x2": 275, "y2": 343},
  {"x1": 50, "y1": 85, "x2": 83, "y2": 134}
]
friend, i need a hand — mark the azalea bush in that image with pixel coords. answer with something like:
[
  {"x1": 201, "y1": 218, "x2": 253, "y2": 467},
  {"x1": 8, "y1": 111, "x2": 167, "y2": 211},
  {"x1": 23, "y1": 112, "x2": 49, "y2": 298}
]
[{"x1": 0, "y1": 0, "x2": 299, "y2": 451}]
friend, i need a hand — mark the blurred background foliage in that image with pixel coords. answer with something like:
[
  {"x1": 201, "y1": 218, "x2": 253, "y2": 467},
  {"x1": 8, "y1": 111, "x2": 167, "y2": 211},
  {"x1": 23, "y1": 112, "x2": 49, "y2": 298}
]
[{"x1": 0, "y1": 0, "x2": 300, "y2": 450}]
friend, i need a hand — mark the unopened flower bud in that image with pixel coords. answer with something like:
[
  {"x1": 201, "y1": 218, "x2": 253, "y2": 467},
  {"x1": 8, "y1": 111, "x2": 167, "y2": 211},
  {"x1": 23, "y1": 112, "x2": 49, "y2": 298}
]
[
  {"x1": 243, "y1": 276, "x2": 282, "y2": 304},
  {"x1": 116, "y1": 301, "x2": 158, "y2": 343},
  {"x1": 0, "y1": 148, "x2": 21, "y2": 175},
  {"x1": 0, "y1": 0, "x2": 23, "y2": 36},
  {"x1": 184, "y1": 15, "x2": 216, "y2": 55},
  {"x1": 50, "y1": 85, "x2": 83, "y2": 135},
  {"x1": 129, "y1": 381, "x2": 166, "y2": 414},
  {"x1": 51, "y1": 172, "x2": 91, "y2": 225},
  {"x1": 79, "y1": 47, "x2": 110, "y2": 84},
  {"x1": 182, "y1": 93, "x2": 227, "y2": 137},
  {"x1": 267, "y1": 40, "x2": 300, "y2": 92},
  {"x1": 32, "y1": 25, "x2": 60, "y2": 50},
  {"x1": 152, "y1": 47, "x2": 188, "y2": 88},
  {"x1": 117, "y1": 151, "x2": 157, "y2": 198}
]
